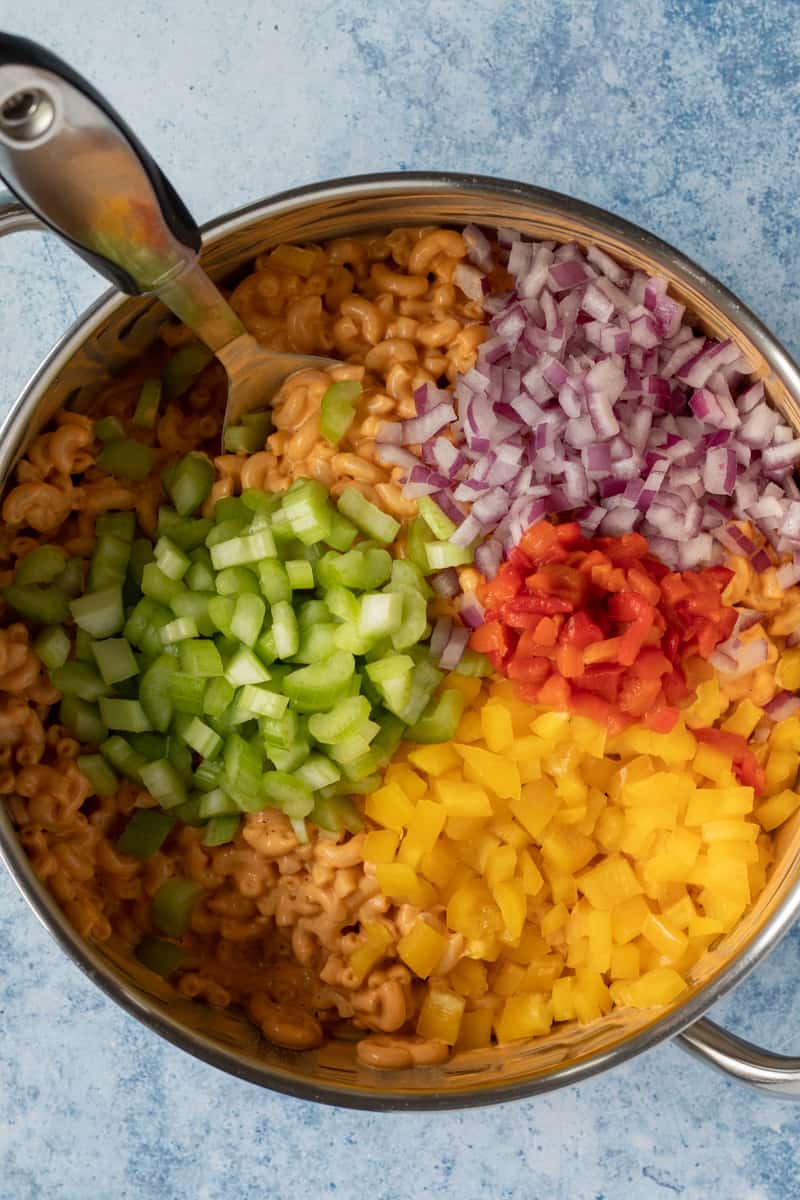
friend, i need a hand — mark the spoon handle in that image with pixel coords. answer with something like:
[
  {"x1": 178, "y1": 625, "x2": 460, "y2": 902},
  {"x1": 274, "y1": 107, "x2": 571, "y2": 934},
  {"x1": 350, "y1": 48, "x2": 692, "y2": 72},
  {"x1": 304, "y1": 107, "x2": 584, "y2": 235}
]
[{"x1": 0, "y1": 34, "x2": 245, "y2": 349}]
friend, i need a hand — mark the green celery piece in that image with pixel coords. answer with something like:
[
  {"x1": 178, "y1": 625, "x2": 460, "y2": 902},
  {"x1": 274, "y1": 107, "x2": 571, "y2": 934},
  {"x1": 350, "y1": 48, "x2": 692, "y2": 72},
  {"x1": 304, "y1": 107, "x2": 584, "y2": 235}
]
[
  {"x1": 405, "y1": 688, "x2": 465, "y2": 744},
  {"x1": 55, "y1": 558, "x2": 85, "y2": 598},
  {"x1": 134, "y1": 378, "x2": 162, "y2": 429},
  {"x1": 4, "y1": 583, "x2": 69, "y2": 625},
  {"x1": 117, "y1": 809, "x2": 175, "y2": 859},
  {"x1": 136, "y1": 936, "x2": 184, "y2": 977},
  {"x1": 140, "y1": 654, "x2": 179, "y2": 732},
  {"x1": 167, "y1": 453, "x2": 215, "y2": 517},
  {"x1": 96, "y1": 512, "x2": 137, "y2": 542},
  {"x1": 128, "y1": 539, "x2": 155, "y2": 591},
  {"x1": 281, "y1": 479, "x2": 333, "y2": 545},
  {"x1": 215, "y1": 566, "x2": 259, "y2": 596},
  {"x1": 162, "y1": 341, "x2": 214, "y2": 399},
  {"x1": 292, "y1": 623, "x2": 341, "y2": 664},
  {"x1": 336, "y1": 486, "x2": 400, "y2": 546},
  {"x1": 171, "y1": 591, "x2": 216, "y2": 637},
  {"x1": 151, "y1": 877, "x2": 203, "y2": 938},
  {"x1": 214, "y1": 496, "x2": 251, "y2": 524},
  {"x1": 50, "y1": 660, "x2": 111, "y2": 701},
  {"x1": 390, "y1": 588, "x2": 428, "y2": 651},
  {"x1": 59, "y1": 696, "x2": 108, "y2": 744},
  {"x1": 100, "y1": 735, "x2": 147, "y2": 781},
  {"x1": 91, "y1": 638, "x2": 139, "y2": 686},
  {"x1": 320, "y1": 380, "x2": 361, "y2": 445},
  {"x1": 202, "y1": 815, "x2": 241, "y2": 847},
  {"x1": 262, "y1": 771, "x2": 314, "y2": 818},
  {"x1": 97, "y1": 438, "x2": 154, "y2": 481},
  {"x1": 417, "y1": 495, "x2": 457, "y2": 540},
  {"x1": 33, "y1": 625, "x2": 71, "y2": 671},
  {"x1": 310, "y1": 794, "x2": 363, "y2": 834},
  {"x1": 406, "y1": 515, "x2": 435, "y2": 572},
  {"x1": 94, "y1": 415, "x2": 126, "y2": 442},
  {"x1": 257, "y1": 559, "x2": 291, "y2": 604},
  {"x1": 77, "y1": 753, "x2": 118, "y2": 797},
  {"x1": 454, "y1": 649, "x2": 493, "y2": 677},
  {"x1": 282, "y1": 651, "x2": 355, "y2": 711},
  {"x1": 16, "y1": 545, "x2": 67, "y2": 585}
]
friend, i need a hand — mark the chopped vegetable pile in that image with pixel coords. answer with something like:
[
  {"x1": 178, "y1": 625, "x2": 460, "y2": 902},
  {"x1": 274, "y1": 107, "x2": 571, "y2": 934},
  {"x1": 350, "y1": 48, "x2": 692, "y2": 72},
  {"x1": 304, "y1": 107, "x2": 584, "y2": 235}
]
[{"x1": 470, "y1": 519, "x2": 736, "y2": 734}]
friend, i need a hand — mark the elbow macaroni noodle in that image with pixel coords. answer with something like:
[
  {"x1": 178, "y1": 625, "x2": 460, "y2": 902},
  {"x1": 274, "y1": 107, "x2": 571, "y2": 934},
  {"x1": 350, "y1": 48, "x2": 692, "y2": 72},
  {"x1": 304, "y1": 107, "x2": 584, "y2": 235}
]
[{"x1": 1, "y1": 227, "x2": 489, "y2": 1063}]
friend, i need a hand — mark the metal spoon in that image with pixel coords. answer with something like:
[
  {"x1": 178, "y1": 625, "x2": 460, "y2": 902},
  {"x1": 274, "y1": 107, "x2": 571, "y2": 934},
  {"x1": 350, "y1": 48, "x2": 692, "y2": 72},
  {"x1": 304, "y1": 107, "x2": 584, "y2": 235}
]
[{"x1": 0, "y1": 34, "x2": 338, "y2": 436}]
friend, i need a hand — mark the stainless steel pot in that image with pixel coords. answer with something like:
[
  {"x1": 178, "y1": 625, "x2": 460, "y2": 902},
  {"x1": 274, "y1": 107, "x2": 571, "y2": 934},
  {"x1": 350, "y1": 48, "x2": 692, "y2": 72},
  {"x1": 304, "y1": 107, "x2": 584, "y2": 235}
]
[{"x1": 2, "y1": 172, "x2": 800, "y2": 1108}]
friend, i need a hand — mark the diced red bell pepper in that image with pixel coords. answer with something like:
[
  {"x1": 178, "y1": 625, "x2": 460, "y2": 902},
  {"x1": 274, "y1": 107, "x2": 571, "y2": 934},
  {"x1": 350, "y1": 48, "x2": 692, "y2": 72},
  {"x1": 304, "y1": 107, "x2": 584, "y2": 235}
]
[
  {"x1": 645, "y1": 706, "x2": 680, "y2": 733},
  {"x1": 561, "y1": 611, "x2": 604, "y2": 649},
  {"x1": 537, "y1": 672, "x2": 571, "y2": 708},
  {"x1": 617, "y1": 673, "x2": 663, "y2": 718},
  {"x1": 694, "y1": 728, "x2": 766, "y2": 796},
  {"x1": 470, "y1": 620, "x2": 515, "y2": 663}
]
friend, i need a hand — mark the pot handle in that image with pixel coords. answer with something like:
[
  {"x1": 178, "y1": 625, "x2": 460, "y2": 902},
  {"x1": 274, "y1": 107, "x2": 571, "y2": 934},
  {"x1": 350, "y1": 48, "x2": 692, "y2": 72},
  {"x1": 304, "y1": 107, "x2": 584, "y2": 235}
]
[
  {"x1": 678, "y1": 1017, "x2": 800, "y2": 1098},
  {"x1": 0, "y1": 186, "x2": 40, "y2": 235},
  {"x1": 0, "y1": 33, "x2": 201, "y2": 293}
]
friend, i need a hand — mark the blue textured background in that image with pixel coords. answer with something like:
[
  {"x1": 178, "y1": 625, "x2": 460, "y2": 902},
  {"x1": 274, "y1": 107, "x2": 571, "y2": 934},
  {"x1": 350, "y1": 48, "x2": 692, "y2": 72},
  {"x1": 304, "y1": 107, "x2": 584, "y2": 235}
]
[{"x1": 1, "y1": 2, "x2": 800, "y2": 1197}]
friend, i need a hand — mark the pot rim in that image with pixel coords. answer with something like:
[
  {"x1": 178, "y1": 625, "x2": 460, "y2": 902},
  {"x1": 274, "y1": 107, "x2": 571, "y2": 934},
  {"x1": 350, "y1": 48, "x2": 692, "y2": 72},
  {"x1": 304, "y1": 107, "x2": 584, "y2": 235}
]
[{"x1": 2, "y1": 169, "x2": 800, "y2": 1110}]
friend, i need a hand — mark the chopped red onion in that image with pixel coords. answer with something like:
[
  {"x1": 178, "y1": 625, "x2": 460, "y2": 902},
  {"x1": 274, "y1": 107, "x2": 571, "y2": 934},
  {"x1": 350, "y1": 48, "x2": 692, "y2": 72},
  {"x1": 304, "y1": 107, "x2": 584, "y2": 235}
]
[
  {"x1": 430, "y1": 567, "x2": 461, "y2": 598},
  {"x1": 438, "y1": 624, "x2": 470, "y2": 670},
  {"x1": 764, "y1": 691, "x2": 800, "y2": 720}
]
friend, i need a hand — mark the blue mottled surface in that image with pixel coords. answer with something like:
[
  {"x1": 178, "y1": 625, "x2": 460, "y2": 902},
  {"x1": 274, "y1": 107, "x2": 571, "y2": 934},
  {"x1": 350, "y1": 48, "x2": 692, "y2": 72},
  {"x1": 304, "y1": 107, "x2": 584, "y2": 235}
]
[{"x1": 1, "y1": 2, "x2": 800, "y2": 1196}]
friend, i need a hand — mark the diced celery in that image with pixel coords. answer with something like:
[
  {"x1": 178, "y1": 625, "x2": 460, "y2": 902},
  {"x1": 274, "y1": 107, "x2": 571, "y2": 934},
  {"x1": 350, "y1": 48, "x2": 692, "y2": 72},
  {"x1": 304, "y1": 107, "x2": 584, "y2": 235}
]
[
  {"x1": 308, "y1": 695, "x2": 372, "y2": 744},
  {"x1": 160, "y1": 617, "x2": 199, "y2": 645},
  {"x1": 129, "y1": 733, "x2": 169, "y2": 761},
  {"x1": 394, "y1": 656, "x2": 443, "y2": 724},
  {"x1": 325, "y1": 510, "x2": 359, "y2": 552},
  {"x1": 172, "y1": 795, "x2": 205, "y2": 826},
  {"x1": 358, "y1": 592, "x2": 403, "y2": 640},
  {"x1": 325, "y1": 585, "x2": 360, "y2": 624},
  {"x1": 141, "y1": 563, "x2": 186, "y2": 607},
  {"x1": 295, "y1": 753, "x2": 341, "y2": 790},
  {"x1": 96, "y1": 512, "x2": 137, "y2": 542},
  {"x1": 176, "y1": 639, "x2": 222, "y2": 677},
  {"x1": 136, "y1": 936, "x2": 184, "y2": 977},
  {"x1": 256, "y1": 559, "x2": 291, "y2": 604},
  {"x1": 286, "y1": 559, "x2": 314, "y2": 590},
  {"x1": 320, "y1": 379, "x2": 361, "y2": 445},
  {"x1": 170, "y1": 591, "x2": 215, "y2": 637},
  {"x1": 242, "y1": 488, "x2": 281, "y2": 515},
  {"x1": 127, "y1": 539, "x2": 155, "y2": 592},
  {"x1": 425, "y1": 541, "x2": 473, "y2": 571},
  {"x1": 264, "y1": 739, "x2": 310, "y2": 773},
  {"x1": 125, "y1": 598, "x2": 167, "y2": 648},
  {"x1": 162, "y1": 341, "x2": 214, "y2": 398},
  {"x1": 406, "y1": 688, "x2": 465, "y2": 743},
  {"x1": 205, "y1": 516, "x2": 249, "y2": 548},
  {"x1": 270, "y1": 600, "x2": 299, "y2": 659},
  {"x1": 454, "y1": 649, "x2": 493, "y2": 677},
  {"x1": 203, "y1": 676, "x2": 235, "y2": 718},
  {"x1": 260, "y1": 708, "x2": 299, "y2": 747},
  {"x1": 208, "y1": 595, "x2": 235, "y2": 638},
  {"x1": 210, "y1": 528, "x2": 277, "y2": 570},
  {"x1": 100, "y1": 735, "x2": 146, "y2": 781},
  {"x1": 262, "y1": 771, "x2": 314, "y2": 818},
  {"x1": 89, "y1": 640, "x2": 137, "y2": 688},
  {"x1": 94, "y1": 415, "x2": 126, "y2": 442},
  {"x1": 134, "y1": 378, "x2": 162, "y2": 429},
  {"x1": 337, "y1": 487, "x2": 400, "y2": 545},
  {"x1": 180, "y1": 717, "x2": 222, "y2": 759},
  {"x1": 230, "y1": 594, "x2": 266, "y2": 647},
  {"x1": 224, "y1": 733, "x2": 263, "y2": 798},
  {"x1": 281, "y1": 480, "x2": 334, "y2": 546},
  {"x1": 154, "y1": 536, "x2": 191, "y2": 581},
  {"x1": 197, "y1": 787, "x2": 240, "y2": 818},
  {"x1": 283, "y1": 651, "x2": 355, "y2": 711},
  {"x1": 166, "y1": 453, "x2": 214, "y2": 517},
  {"x1": 311, "y1": 794, "x2": 363, "y2": 834},
  {"x1": 59, "y1": 696, "x2": 108, "y2": 744},
  {"x1": 193, "y1": 759, "x2": 223, "y2": 792},
  {"x1": 168, "y1": 673, "x2": 207, "y2": 715},
  {"x1": 140, "y1": 654, "x2": 179, "y2": 732},
  {"x1": 117, "y1": 810, "x2": 175, "y2": 859},
  {"x1": 292, "y1": 623, "x2": 341, "y2": 664},
  {"x1": 33, "y1": 625, "x2": 71, "y2": 671},
  {"x1": 97, "y1": 438, "x2": 154, "y2": 481},
  {"x1": 214, "y1": 497, "x2": 251, "y2": 524},
  {"x1": 139, "y1": 758, "x2": 188, "y2": 809},
  {"x1": 406, "y1": 515, "x2": 435, "y2": 572},
  {"x1": 99, "y1": 697, "x2": 153, "y2": 733},
  {"x1": 16, "y1": 545, "x2": 67, "y2": 585},
  {"x1": 70, "y1": 584, "x2": 126, "y2": 639},
  {"x1": 391, "y1": 588, "x2": 428, "y2": 651},
  {"x1": 215, "y1": 566, "x2": 259, "y2": 596},
  {"x1": 316, "y1": 547, "x2": 392, "y2": 591},
  {"x1": 158, "y1": 508, "x2": 214, "y2": 552},
  {"x1": 202, "y1": 814, "x2": 241, "y2": 846},
  {"x1": 77, "y1": 753, "x2": 119, "y2": 796},
  {"x1": 185, "y1": 556, "x2": 216, "y2": 592},
  {"x1": 225, "y1": 646, "x2": 271, "y2": 686},
  {"x1": 4, "y1": 583, "x2": 69, "y2": 625},
  {"x1": 238, "y1": 684, "x2": 289, "y2": 719},
  {"x1": 55, "y1": 558, "x2": 85, "y2": 598},
  {"x1": 418, "y1": 495, "x2": 458, "y2": 540},
  {"x1": 388, "y1": 558, "x2": 433, "y2": 598},
  {"x1": 88, "y1": 534, "x2": 131, "y2": 591},
  {"x1": 151, "y1": 877, "x2": 203, "y2": 938}
]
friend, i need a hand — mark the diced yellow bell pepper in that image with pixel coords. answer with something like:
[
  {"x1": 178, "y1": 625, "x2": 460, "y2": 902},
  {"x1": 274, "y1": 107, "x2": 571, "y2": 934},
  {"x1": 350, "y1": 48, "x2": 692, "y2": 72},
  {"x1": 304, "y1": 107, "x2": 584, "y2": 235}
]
[
  {"x1": 518, "y1": 849, "x2": 545, "y2": 897},
  {"x1": 366, "y1": 782, "x2": 414, "y2": 830},
  {"x1": 578, "y1": 855, "x2": 642, "y2": 909},
  {"x1": 521, "y1": 954, "x2": 564, "y2": 991},
  {"x1": 776, "y1": 647, "x2": 800, "y2": 690},
  {"x1": 397, "y1": 799, "x2": 447, "y2": 867},
  {"x1": 555, "y1": 772, "x2": 589, "y2": 808},
  {"x1": 446, "y1": 879, "x2": 503, "y2": 940},
  {"x1": 540, "y1": 902, "x2": 568, "y2": 941},
  {"x1": 384, "y1": 763, "x2": 427, "y2": 798},
  {"x1": 435, "y1": 778, "x2": 494, "y2": 818},
  {"x1": 701, "y1": 818, "x2": 759, "y2": 844},
  {"x1": 682, "y1": 678, "x2": 725, "y2": 728},
  {"x1": 397, "y1": 919, "x2": 448, "y2": 979},
  {"x1": 572, "y1": 968, "x2": 612, "y2": 1024},
  {"x1": 692, "y1": 743, "x2": 734, "y2": 783},
  {"x1": 765, "y1": 749, "x2": 799, "y2": 795},
  {"x1": 707, "y1": 840, "x2": 759, "y2": 865},
  {"x1": 754, "y1": 788, "x2": 800, "y2": 831},
  {"x1": 484, "y1": 843, "x2": 517, "y2": 889},
  {"x1": 541, "y1": 825, "x2": 596, "y2": 875},
  {"x1": 641, "y1": 913, "x2": 689, "y2": 962},
  {"x1": 662, "y1": 893, "x2": 696, "y2": 930},
  {"x1": 621, "y1": 773, "x2": 694, "y2": 807},
  {"x1": 509, "y1": 734, "x2": 549, "y2": 762},
  {"x1": 510, "y1": 780, "x2": 559, "y2": 840},
  {"x1": 446, "y1": 816, "x2": 486, "y2": 843},
  {"x1": 501, "y1": 927, "x2": 548, "y2": 965},
  {"x1": 455, "y1": 710, "x2": 484, "y2": 743},
  {"x1": 687, "y1": 915, "x2": 725, "y2": 939},
  {"x1": 492, "y1": 959, "x2": 527, "y2": 996},
  {"x1": 624, "y1": 967, "x2": 687, "y2": 1008},
  {"x1": 530, "y1": 710, "x2": 570, "y2": 741},
  {"x1": 594, "y1": 806, "x2": 625, "y2": 852},
  {"x1": 586, "y1": 909, "x2": 613, "y2": 974},
  {"x1": 419, "y1": 839, "x2": 459, "y2": 889},
  {"x1": 721, "y1": 699, "x2": 764, "y2": 738},
  {"x1": 610, "y1": 943, "x2": 640, "y2": 980},
  {"x1": 454, "y1": 743, "x2": 521, "y2": 801},
  {"x1": 407, "y1": 744, "x2": 460, "y2": 777},
  {"x1": 551, "y1": 976, "x2": 576, "y2": 1022},
  {"x1": 349, "y1": 921, "x2": 394, "y2": 982},
  {"x1": 491, "y1": 818, "x2": 531, "y2": 851},
  {"x1": 612, "y1": 894, "x2": 651, "y2": 945},
  {"x1": 449, "y1": 957, "x2": 488, "y2": 997},
  {"x1": 547, "y1": 871, "x2": 578, "y2": 907},
  {"x1": 770, "y1": 715, "x2": 800, "y2": 749},
  {"x1": 445, "y1": 674, "x2": 483, "y2": 705},
  {"x1": 455, "y1": 1007, "x2": 494, "y2": 1051},
  {"x1": 492, "y1": 877, "x2": 526, "y2": 941},
  {"x1": 363, "y1": 829, "x2": 400, "y2": 864},
  {"x1": 685, "y1": 785, "x2": 754, "y2": 825},
  {"x1": 569, "y1": 714, "x2": 607, "y2": 757},
  {"x1": 481, "y1": 702, "x2": 515, "y2": 753},
  {"x1": 495, "y1": 993, "x2": 553, "y2": 1043},
  {"x1": 646, "y1": 723, "x2": 698, "y2": 764},
  {"x1": 376, "y1": 863, "x2": 435, "y2": 908},
  {"x1": 416, "y1": 987, "x2": 465, "y2": 1044}
]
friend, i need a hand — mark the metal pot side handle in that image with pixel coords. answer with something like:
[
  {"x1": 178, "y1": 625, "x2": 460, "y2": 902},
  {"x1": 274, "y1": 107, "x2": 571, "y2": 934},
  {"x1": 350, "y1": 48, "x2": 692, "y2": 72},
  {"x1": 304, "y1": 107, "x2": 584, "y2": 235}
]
[
  {"x1": 678, "y1": 1017, "x2": 800, "y2": 1098},
  {"x1": 0, "y1": 186, "x2": 41, "y2": 234}
]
